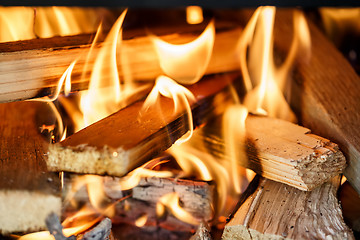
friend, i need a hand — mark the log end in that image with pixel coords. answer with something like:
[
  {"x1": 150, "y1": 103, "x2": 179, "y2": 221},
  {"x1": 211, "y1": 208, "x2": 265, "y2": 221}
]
[
  {"x1": 47, "y1": 144, "x2": 130, "y2": 177},
  {"x1": 0, "y1": 190, "x2": 61, "y2": 234}
]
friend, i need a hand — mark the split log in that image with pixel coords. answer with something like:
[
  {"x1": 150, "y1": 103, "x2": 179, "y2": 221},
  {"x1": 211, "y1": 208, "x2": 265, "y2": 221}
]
[
  {"x1": 272, "y1": 10, "x2": 360, "y2": 194},
  {"x1": 0, "y1": 25, "x2": 241, "y2": 103},
  {"x1": 222, "y1": 176, "x2": 354, "y2": 240},
  {"x1": 0, "y1": 101, "x2": 61, "y2": 234},
  {"x1": 198, "y1": 115, "x2": 346, "y2": 191},
  {"x1": 47, "y1": 73, "x2": 238, "y2": 176}
]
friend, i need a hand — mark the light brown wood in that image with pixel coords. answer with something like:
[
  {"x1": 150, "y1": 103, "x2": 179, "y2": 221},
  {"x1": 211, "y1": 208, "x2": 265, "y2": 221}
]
[
  {"x1": 0, "y1": 101, "x2": 61, "y2": 234},
  {"x1": 0, "y1": 27, "x2": 241, "y2": 103},
  {"x1": 47, "y1": 73, "x2": 238, "y2": 176},
  {"x1": 222, "y1": 176, "x2": 354, "y2": 240},
  {"x1": 271, "y1": 10, "x2": 360, "y2": 194},
  {"x1": 198, "y1": 115, "x2": 346, "y2": 191}
]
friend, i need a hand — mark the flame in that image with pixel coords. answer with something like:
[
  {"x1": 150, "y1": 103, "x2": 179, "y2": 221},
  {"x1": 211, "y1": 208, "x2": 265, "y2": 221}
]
[
  {"x1": 223, "y1": 105, "x2": 250, "y2": 194},
  {"x1": 238, "y1": 7, "x2": 311, "y2": 122},
  {"x1": 34, "y1": 7, "x2": 100, "y2": 38},
  {"x1": 142, "y1": 75, "x2": 196, "y2": 144},
  {"x1": 135, "y1": 214, "x2": 148, "y2": 227},
  {"x1": 151, "y1": 20, "x2": 215, "y2": 84},
  {"x1": 19, "y1": 207, "x2": 101, "y2": 240},
  {"x1": 186, "y1": 6, "x2": 204, "y2": 25},
  {"x1": 0, "y1": 7, "x2": 102, "y2": 43},
  {"x1": 0, "y1": 7, "x2": 35, "y2": 42},
  {"x1": 80, "y1": 10, "x2": 127, "y2": 127},
  {"x1": 116, "y1": 160, "x2": 173, "y2": 190},
  {"x1": 157, "y1": 192, "x2": 199, "y2": 225}
]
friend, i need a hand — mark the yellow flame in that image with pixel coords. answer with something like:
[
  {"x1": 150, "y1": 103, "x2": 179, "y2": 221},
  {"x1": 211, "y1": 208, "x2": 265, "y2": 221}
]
[
  {"x1": 117, "y1": 166, "x2": 173, "y2": 191},
  {"x1": 80, "y1": 10, "x2": 127, "y2": 127},
  {"x1": 186, "y1": 6, "x2": 204, "y2": 25},
  {"x1": 135, "y1": 214, "x2": 148, "y2": 227},
  {"x1": 0, "y1": 7, "x2": 35, "y2": 42},
  {"x1": 223, "y1": 105, "x2": 249, "y2": 194},
  {"x1": 157, "y1": 192, "x2": 199, "y2": 225},
  {"x1": 142, "y1": 75, "x2": 196, "y2": 144},
  {"x1": 152, "y1": 20, "x2": 215, "y2": 84},
  {"x1": 19, "y1": 208, "x2": 100, "y2": 240},
  {"x1": 34, "y1": 7, "x2": 100, "y2": 38},
  {"x1": 238, "y1": 7, "x2": 311, "y2": 122}
]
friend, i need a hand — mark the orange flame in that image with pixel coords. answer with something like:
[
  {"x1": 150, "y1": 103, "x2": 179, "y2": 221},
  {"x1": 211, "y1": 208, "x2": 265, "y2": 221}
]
[
  {"x1": 151, "y1": 20, "x2": 215, "y2": 84},
  {"x1": 157, "y1": 192, "x2": 199, "y2": 225},
  {"x1": 142, "y1": 75, "x2": 196, "y2": 144},
  {"x1": 135, "y1": 214, "x2": 148, "y2": 227},
  {"x1": 186, "y1": 6, "x2": 204, "y2": 25}
]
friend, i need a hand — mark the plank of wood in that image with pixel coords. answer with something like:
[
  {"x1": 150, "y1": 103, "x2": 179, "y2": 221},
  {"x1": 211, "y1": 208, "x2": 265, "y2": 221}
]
[
  {"x1": 198, "y1": 115, "x2": 346, "y2": 191},
  {"x1": 47, "y1": 73, "x2": 239, "y2": 176},
  {"x1": 222, "y1": 176, "x2": 354, "y2": 240},
  {"x1": 0, "y1": 26, "x2": 241, "y2": 103},
  {"x1": 0, "y1": 101, "x2": 61, "y2": 234},
  {"x1": 272, "y1": 10, "x2": 360, "y2": 194}
]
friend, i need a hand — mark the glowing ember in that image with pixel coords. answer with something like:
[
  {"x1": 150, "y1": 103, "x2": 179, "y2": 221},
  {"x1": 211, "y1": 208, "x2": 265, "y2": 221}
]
[
  {"x1": 142, "y1": 75, "x2": 196, "y2": 144},
  {"x1": 157, "y1": 192, "x2": 199, "y2": 225},
  {"x1": 151, "y1": 20, "x2": 215, "y2": 84},
  {"x1": 135, "y1": 214, "x2": 148, "y2": 227},
  {"x1": 186, "y1": 6, "x2": 204, "y2": 25}
]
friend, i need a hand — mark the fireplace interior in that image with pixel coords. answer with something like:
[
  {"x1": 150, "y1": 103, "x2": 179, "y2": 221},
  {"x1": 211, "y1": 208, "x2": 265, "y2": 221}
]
[{"x1": 0, "y1": 5, "x2": 360, "y2": 240}]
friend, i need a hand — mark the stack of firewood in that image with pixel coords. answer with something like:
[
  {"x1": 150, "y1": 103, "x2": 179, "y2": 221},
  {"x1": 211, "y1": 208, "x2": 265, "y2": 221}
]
[{"x1": 0, "y1": 9, "x2": 359, "y2": 240}]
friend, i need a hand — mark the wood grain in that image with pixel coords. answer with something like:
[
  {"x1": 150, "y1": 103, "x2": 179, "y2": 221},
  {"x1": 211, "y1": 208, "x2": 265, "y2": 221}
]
[
  {"x1": 222, "y1": 176, "x2": 354, "y2": 240},
  {"x1": 198, "y1": 115, "x2": 346, "y2": 191},
  {"x1": 0, "y1": 26, "x2": 241, "y2": 103},
  {"x1": 271, "y1": 10, "x2": 360, "y2": 195},
  {"x1": 47, "y1": 73, "x2": 238, "y2": 177},
  {"x1": 0, "y1": 101, "x2": 61, "y2": 234}
]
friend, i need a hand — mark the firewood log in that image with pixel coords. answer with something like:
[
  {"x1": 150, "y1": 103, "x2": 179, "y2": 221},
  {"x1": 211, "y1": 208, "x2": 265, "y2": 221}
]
[
  {"x1": 272, "y1": 10, "x2": 360, "y2": 195},
  {"x1": 47, "y1": 73, "x2": 238, "y2": 176},
  {"x1": 222, "y1": 176, "x2": 354, "y2": 240},
  {"x1": 196, "y1": 115, "x2": 346, "y2": 191},
  {"x1": 63, "y1": 175, "x2": 213, "y2": 232},
  {"x1": 0, "y1": 25, "x2": 240, "y2": 103},
  {"x1": 0, "y1": 101, "x2": 61, "y2": 234}
]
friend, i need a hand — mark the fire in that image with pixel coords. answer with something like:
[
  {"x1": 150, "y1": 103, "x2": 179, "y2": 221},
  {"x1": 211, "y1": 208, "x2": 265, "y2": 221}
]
[
  {"x1": 186, "y1": 6, "x2": 204, "y2": 25},
  {"x1": 117, "y1": 159, "x2": 173, "y2": 190},
  {"x1": 142, "y1": 75, "x2": 196, "y2": 144},
  {"x1": 0, "y1": 7, "x2": 102, "y2": 43},
  {"x1": 238, "y1": 7, "x2": 311, "y2": 122},
  {"x1": 80, "y1": 10, "x2": 127, "y2": 127},
  {"x1": 157, "y1": 192, "x2": 199, "y2": 225},
  {"x1": 151, "y1": 20, "x2": 215, "y2": 84},
  {"x1": 135, "y1": 214, "x2": 148, "y2": 227}
]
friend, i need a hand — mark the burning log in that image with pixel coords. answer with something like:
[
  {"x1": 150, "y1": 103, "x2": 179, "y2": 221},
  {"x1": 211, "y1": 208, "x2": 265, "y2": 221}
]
[
  {"x1": 198, "y1": 115, "x2": 346, "y2": 191},
  {"x1": 64, "y1": 175, "x2": 214, "y2": 232},
  {"x1": 273, "y1": 10, "x2": 360, "y2": 194},
  {"x1": 47, "y1": 73, "x2": 238, "y2": 176},
  {"x1": 222, "y1": 176, "x2": 354, "y2": 240},
  {"x1": 0, "y1": 26, "x2": 240, "y2": 103},
  {"x1": 0, "y1": 101, "x2": 61, "y2": 234},
  {"x1": 81, "y1": 218, "x2": 112, "y2": 240}
]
